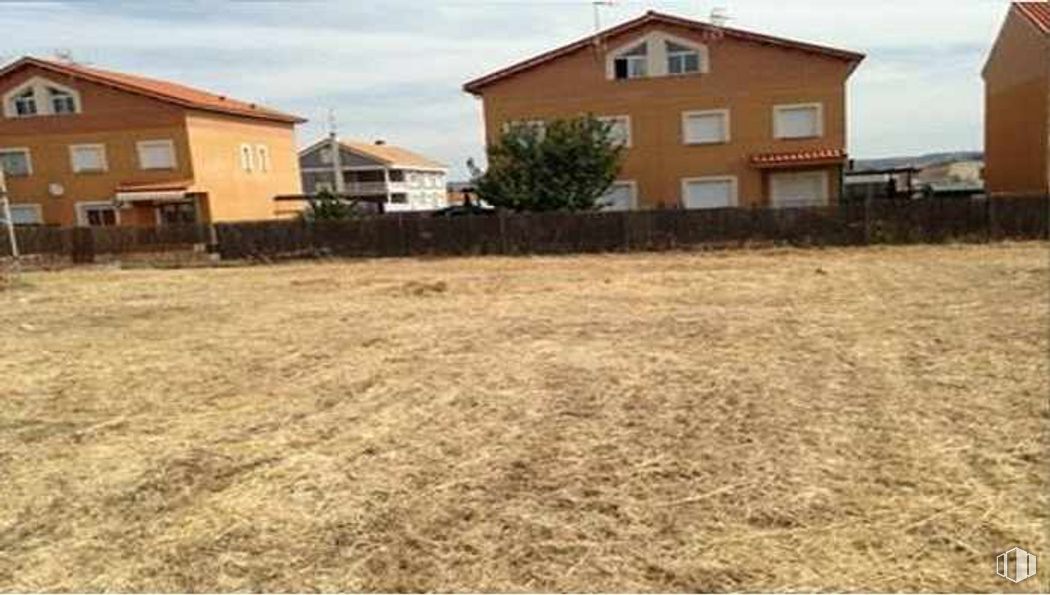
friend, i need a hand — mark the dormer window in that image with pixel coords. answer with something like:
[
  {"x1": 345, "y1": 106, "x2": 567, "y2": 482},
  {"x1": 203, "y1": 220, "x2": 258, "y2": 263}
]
[
  {"x1": 613, "y1": 43, "x2": 649, "y2": 80},
  {"x1": 606, "y1": 32, "x2": 709, "y2": 81},
  {"x1": 3, "y1": 77, "x2": 81, "y2": 118},
  {"x1": 667, "y1": 42, "x2": 701, "y2": 75},
  {"x1": 49, "y1": 88, "x2": 77, "y2": 114},
  {"x1": 13, "y1": 89, "x2": 36, "y2": 117}
]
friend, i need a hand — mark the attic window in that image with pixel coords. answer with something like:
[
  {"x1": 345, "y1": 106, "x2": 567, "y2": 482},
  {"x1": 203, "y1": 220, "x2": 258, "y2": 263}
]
[
  {"x1": 49, "y1": 88, "x2": 77, "y2": 114},
  {"x1": 614, "y1": 43, "x2": 648, "y2": 80},
  {"x1": 3, "y1": 78, "x2": 81, "y2": 118},
  {"x1": 13, "y1": 89, "x2": 36, "y2": 116},
  {"x1": 667, "y1": 41, "x2": 701, "y2": 75}
]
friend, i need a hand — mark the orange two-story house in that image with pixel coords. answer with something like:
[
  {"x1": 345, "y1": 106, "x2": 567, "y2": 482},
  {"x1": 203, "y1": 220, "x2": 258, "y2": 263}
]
[
  {"x1": 0, "y1": 57, "x2": 305, "y2": 227},
  {"x1": 464, "y1": 11, "x2": 864, "y2": 209},
  {"x1": 984, "y1": 2, "x2": 1050, "y2": 197}
]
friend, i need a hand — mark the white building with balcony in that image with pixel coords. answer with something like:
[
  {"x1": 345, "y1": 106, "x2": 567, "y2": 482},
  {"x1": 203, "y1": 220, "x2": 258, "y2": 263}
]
[{"x1": 299, "y1": 137, "x2": 448, "y2": 212}]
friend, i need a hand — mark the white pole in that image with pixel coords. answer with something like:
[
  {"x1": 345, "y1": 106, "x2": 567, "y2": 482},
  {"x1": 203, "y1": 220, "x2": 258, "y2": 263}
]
[
  {"x1": 328, "y1": 109, "x2": 345, "y2": 196},
  {"x1": 0, "y1": 165, "x2": 21, "y2": 271}
]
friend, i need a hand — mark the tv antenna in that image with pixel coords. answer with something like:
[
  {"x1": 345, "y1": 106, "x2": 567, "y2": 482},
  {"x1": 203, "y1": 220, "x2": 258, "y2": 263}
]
[
  {"x1": 592, "y1": 1, "x2": 615, "y2": 53},
  {"x1": 327, "y1": 108, "x2": 338, "y2": 139},
  {"x1": 710, "y1": 6, "x2": 731, "y2": 27},
  {"x1": 704, "y1": 7, "x2": 730, "y2": 42},
  {"x1": 593, "y1": 1, "x2": 616, "y2": 33}
]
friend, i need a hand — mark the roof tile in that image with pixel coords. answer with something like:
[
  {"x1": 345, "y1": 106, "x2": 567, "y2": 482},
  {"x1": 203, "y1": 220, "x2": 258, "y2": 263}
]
[
  {"x1": 1016, "y1": 2, "x2": 1050, "y2": 34},
  {"x1": 0, "y1": 57, "x2": 304, "y2": 124},
  {"x1": 464, "y1": 10, "x2": 864, "y2": 94},
  {"x1": 751, "y1": 148, "x2": 847, "y2": 168}
]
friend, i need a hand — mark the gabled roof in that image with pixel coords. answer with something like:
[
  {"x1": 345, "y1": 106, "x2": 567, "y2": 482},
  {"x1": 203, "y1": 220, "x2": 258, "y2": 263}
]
[
  {"x1": 0, "y1": 56, "x2": 305, "y2": 124},
  {"x1": 464, "y1": 10, "x2": 865, "y2": 94},
  {"x1": 1015, "y1": 2, "x2": 1050, "y2": 34},
  {"x1": 301, "y1": 137, "x2": 447, "y2": 170}
]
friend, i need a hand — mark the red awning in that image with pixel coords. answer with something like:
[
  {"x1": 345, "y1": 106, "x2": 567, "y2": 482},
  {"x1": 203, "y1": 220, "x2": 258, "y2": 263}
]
[{"x1": 751, "y1": 149, "x2": 847, "y2": 169}]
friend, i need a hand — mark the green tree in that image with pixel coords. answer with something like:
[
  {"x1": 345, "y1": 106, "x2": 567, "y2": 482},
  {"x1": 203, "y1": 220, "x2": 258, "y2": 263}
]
[
  {"x1": 471, "y1": 115, "x2": 625, "y2": 212},
  {"x1": 303, "y1": 190, "x2": 356, "y2": 222}
]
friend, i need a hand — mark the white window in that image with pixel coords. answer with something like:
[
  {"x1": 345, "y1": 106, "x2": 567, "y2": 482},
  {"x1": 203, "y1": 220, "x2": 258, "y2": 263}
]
[
  {"x1": 3, "y1": 77, "x2": 81, "y2": 118},
  {"x1": 319, "y1": 148, "x2": 333, "y2": 164},
  {"x1": 682, "y1": 176, "x2": 737, "y2": 210},
  {"x1": 667, "y1": 41, "x2": 701, "y2": 75},
  {"x1": 13, "y1": 89, "x2": 36, "y2": 117},
  {"x1": 599, "y1": 181, "x2": 637, "y2": 211},
  {"x1": 770, "y1": 170, "x2": 829, "y2": 207},
  {"x1": 502, "y1": 119, "x2": 547, "y2": 140},
  {"x1": 256, "y1": 145, "x2": 271, "y2": 173},
  {"x1": 683, "y1": 110, "x2": 730, "y2": 145},
  {"x1": 0, "y1": 148, "x2": 32, "y2": 176},
  {"x1": 598, "y1": 115, "x2": 632, "y2": 148},
  {"x1": 49, "y1": 88, "x2": 76, "y2": 114},
  {"x1": 69, "y1": 144, "x2": 107, "y2": 173},
  {"x1": 239, "y1": 144, "x2": 254, "y2": 172},
  {"x1": 5, "y1": 204, "x2": 42, "y2": 225},
  {"x1": 137, "y1": 140, "x2": 177, "y2": 170},
  {"x1": 76, "y1": 202, "x2": 119, "y2": 227},
  {"x1": 774, "y1": 103, "x2": 823, "y2": 139},
  {"x1": 613, "y1": 43, "x2": 649, "y2": 80}
]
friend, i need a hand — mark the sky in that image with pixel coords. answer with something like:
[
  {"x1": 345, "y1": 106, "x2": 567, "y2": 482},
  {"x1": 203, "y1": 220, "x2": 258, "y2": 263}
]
[{"x1": 1, "y1": 0, "x2": 1017, "y2": 180}]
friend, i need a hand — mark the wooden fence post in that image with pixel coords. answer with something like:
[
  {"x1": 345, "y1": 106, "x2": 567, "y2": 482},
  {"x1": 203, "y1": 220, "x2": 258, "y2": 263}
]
[
  {"x1": 71, "y1": 227, "x2": 95, "y2": 264},
  {"x1": 986, "y1": 196, "x2": 997, "y2": 242},
  {"x1": 864, "y1": 184, "x2": 875, "y2": 245},
  {"x1": 621, "y1": 211, "x2": 630, "y2": 252},
  {"x1": 498, "y1": 210, "x2": 508, "y2": 255}
]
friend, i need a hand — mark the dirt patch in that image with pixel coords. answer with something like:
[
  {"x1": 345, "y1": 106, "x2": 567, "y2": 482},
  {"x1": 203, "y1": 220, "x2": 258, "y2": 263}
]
[{"x1": 1, "y1": 243, "x2": 1047, "y2": 591}]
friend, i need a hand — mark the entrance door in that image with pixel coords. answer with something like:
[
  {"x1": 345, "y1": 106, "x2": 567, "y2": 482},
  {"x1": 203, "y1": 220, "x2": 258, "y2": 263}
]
[{"x1": 770, "y1": 170, "x2": 829, "y2": 208}]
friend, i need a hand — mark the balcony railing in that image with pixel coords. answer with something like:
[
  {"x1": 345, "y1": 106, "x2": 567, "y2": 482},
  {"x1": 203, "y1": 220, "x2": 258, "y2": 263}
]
[{"x1": 343, "y1": 181, "x2": 407, "y2": 195}]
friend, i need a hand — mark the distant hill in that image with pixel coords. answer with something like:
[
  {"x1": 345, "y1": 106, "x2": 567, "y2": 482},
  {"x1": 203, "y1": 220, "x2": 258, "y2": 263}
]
[{"x1": 852, "y1": 151, "x2": 983, "y2": 172}]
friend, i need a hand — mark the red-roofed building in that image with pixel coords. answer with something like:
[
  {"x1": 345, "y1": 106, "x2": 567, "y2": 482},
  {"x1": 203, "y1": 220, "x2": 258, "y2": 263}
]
[
  {"x1": 0, "y1": 56, "x2": 306, "y2": 227},
  {"x1": 463, "y1": 10, "x2": 863, "y2": 209},
  {"x1": 984, "y1": 3, "x2": 1050, "y2": 196}
]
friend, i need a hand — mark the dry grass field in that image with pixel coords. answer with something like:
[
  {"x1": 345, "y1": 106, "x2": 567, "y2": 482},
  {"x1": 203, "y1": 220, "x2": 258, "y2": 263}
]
[{"x1": 1, "y1": 243, "x2": 1048, "y2": 592}]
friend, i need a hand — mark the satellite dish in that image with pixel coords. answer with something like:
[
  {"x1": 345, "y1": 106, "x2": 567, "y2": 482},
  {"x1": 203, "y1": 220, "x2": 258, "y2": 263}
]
[{"x1": 48, "y1": 183, "x2": 64, "y2": 197}]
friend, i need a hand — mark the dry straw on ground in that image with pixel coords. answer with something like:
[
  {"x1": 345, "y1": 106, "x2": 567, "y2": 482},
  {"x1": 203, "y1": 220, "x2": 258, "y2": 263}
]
[{"x1": 1, "y1": 243, "x2": 1048, "y2": 592}]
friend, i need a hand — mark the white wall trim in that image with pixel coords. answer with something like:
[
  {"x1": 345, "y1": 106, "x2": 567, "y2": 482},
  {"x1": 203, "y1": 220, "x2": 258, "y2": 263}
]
[
  {"x1": 2, "y1": 76, "x2": 82, "y2": 118},
  {"x1": 302, "y1": 165, "x2": 448, "y2": 174},
  {"x1": 75, "y1": 200, "x2": 121, "y2": 227},
  {"x1": 606, "y1": 31, "x2": 710, "y2": 80},
  {"x1": 597, "y1": 115, "x2": 633, "y2": 148},
  {"x1": 7, "y1": 203, "x2": 43, "y2": 224},
  {"x1": 606, "y1": 179, "x2": 638, "y2": 210},
  {"x1": 680, "y1": 175, "x2": 739, "y2": 209},
  {"x1": 238, "y1": 143, "x2": 254, "y2": 172},
  {"x1": 773, "y1": 102, "x2": 825, "y2": 139},
  {"x1": 136, "y1": 139, "x2": 177, "y2": 170},
  {"x1": 681, "y1": 109, "x2": 731, "y2": 145},
  {"x1": 769, "y1": 169, "x2": 831, "y2": 207},
  {"x1": 255, "y1": 144, "x2": 271, "y2": 173},
  {"x1": 0, "y1": 146, "x2": 34, "y2": 175},
  {"x1": 69, "y1": 143, "x2": 108, "y2": 173}
]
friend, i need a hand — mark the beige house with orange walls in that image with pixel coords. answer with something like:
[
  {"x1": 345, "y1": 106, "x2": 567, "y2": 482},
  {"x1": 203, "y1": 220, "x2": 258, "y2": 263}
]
[
  {"x1": 0, "y1": 57, "x2": 304, "y2": 227},
  {"x1": 464, "y1": 11, "x2": 864, "y2": 210},
  {"x1": 984, "y1": 2, "x2": 1050, "y2": 197}
]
